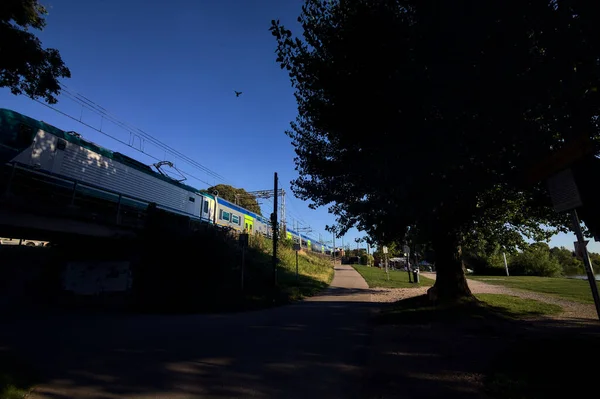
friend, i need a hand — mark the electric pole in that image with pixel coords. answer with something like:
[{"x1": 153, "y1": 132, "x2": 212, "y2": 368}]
[
  {"x1": 333, "y1": 233, "x2": 336, "y2": 264},
  {"x1": 272, "y1": 173, "x2": 278, "y2": 289}
]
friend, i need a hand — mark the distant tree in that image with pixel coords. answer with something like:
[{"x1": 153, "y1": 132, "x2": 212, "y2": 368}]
[
  {"x1": 270, "y1": 0, "x2": 600, "y2": 301},
  {"x1": 1, "y1": 0, "x2": 71, "y2": 103},
  {"x1": 510, "y1": 243, "x2": 562, "y2": 277},
  {"x1": 550, "y1": 246, "x2": 584, "y2": 276},
  {"x1": 462, "y1": 237, "x2": 508, "y2": 276},
  {"x1": 589, "y1": 252, "x2": 600, "y2": 271},
  {"x1": 207, "y1": 184, "x2": 261, "y2": 215}
]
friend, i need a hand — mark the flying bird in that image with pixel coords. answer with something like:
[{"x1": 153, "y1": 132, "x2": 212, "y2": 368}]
[{"x1": 234, "y1": 91, "x2": 242, "y2": 97}]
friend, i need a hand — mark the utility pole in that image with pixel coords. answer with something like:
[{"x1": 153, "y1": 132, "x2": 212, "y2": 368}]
[
  {"x1": 213, "y1": 191, "x2": 219, "y2": 225},
  {"x1": 571, "y1": 210, "x2": 600, "y2": 319},
  {"x1": 247, "y1": 188, "x2": 286, "y2": 231},
  {"x1": 272, "y1": 173, "x2": 278, "y2": 289},
  {"x1": 333, "y1": 233, "x2": 336, "y2": 264}
]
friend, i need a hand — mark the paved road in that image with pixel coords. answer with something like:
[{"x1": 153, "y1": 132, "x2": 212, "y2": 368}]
[{"x1": 1, "y1": 265, "x2": 375, "y2": 399}]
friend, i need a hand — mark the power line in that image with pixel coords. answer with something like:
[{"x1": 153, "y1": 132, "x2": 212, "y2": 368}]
[
  {"x1": 60, "y1": 87, "x2": 228, "y2": 183},
  {"x1": 33, "y1": 99, "x2": 215, "y2": 187},
  {"x1": 58, "y1": 84, "x2": 231, "y2": 184}
]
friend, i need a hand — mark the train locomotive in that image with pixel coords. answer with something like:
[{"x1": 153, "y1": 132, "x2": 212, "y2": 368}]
[{"x1": 0, "y1": 108, "x2": 331, "y2": 254}]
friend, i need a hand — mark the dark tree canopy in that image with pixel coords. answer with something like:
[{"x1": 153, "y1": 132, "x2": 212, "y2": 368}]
[
  {"x1": 272, "y1": 0, "x2": 600, "y2": 300},
  {"x1": 1, "y1": 0, "x2": 71, "y2": 104},
  {"x1": 207, "y1": 184, "x2": 262, "y2": 215}
]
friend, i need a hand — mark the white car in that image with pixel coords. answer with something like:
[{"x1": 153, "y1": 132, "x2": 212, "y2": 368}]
[{"x1": 0, "y1": 237, "x2": 49, "y2": 247}]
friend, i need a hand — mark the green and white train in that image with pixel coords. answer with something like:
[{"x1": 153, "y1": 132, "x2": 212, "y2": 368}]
[{"x1": 0, "y1": 108, "x2": 330, "y2": 253}]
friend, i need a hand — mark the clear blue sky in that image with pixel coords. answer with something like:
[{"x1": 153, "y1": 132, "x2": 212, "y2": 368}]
[{"x1": 1, "y1": 0, "x2": 596, "y2": 253}]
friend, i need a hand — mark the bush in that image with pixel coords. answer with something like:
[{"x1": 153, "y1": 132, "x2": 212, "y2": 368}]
[
  {"x1": 360, "y1": 253, "x2": 373, "y2": 266},
  {"x1": 509, "y1": 247, "x2": 562, "y2": 277},
  {"x1": 550, "y1": 246, "x2": 584, "y2": 276},
  {"x1": 463, "y1": 248, "x2": 507, "y2": 276}
]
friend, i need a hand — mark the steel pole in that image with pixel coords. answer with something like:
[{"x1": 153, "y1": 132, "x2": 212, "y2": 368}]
[{"x1": 571, "y1": 210, "x2": 600, "y2": 320}]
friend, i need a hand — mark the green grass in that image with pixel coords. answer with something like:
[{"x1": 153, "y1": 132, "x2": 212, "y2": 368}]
[
  {"x1": 475, "y1": 294, "x2": 562, "y2": 318},
  {"x1": 469, "y1": 275, "x2": 600, "y2": 304},
  {"x1": 250, "y1": 236, "x2": 334, "y2": 301},
  {"x1": 352, "y1": 265, "x2": 434, "y2": 288},
  {"x1": 377, "y1": 293, "x2": 562, "y2": 325},
  {"x1": 0, "y1": 352, "x2": 39, "y2": 399},
  {"x1": 277, "y1": 247, "x2": 334, "y2": 300}
]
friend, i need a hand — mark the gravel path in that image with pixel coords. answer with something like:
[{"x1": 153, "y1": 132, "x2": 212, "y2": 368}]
[{"x1": 370, "y1": 272, "x2": 598, "y2": 321}]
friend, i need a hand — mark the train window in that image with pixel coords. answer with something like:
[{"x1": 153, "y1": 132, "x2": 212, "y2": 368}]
[
  {"x1": 231, "y1": 214, "x2": 240, "y2": 225},
  {"x1": 203, "y1": 201, "x2": 209, "y2": 213},
  {"x1": 221, "y1": 211, "x2": 230, "y2": 221},
  {"x1": 189, "y1": 197, "x2": 195, "y2": 202}
]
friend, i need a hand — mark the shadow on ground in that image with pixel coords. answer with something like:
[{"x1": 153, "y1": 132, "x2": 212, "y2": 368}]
[
  {"x1": 1, "y1": 290, "x2": 378, "y2": 399},
  {"x1": 364, "y1": 295, "x2": 600, "y2": 399}
]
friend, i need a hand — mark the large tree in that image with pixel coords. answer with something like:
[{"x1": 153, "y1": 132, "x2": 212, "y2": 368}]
[
  {"x1": 207, "y1": 184, "x2": 262, "y2": 215},
  {"x1": 272, "y1": 0, "x2": 600, "y2": 301},
  {"x1": 1, "y1": 0, "x2": 70, "y2": 104}
]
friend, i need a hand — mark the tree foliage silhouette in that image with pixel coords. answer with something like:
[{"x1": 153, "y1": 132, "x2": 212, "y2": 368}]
[
  {"x1": 1, "y1": 0, "x2": 71, "y2": 104},
  {"x1": 272, "y1": 0, "x2": 599, "y2": 300}
]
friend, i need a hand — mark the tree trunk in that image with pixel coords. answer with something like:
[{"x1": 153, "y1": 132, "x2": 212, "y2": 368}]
[{"x1": 427, "y1": 229, "x2": 472, "y2": 302}]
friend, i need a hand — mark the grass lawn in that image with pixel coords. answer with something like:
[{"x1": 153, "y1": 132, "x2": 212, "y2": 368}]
[
  {"x1": 0, "y1": 352, "x2": 39, "y2": 399},
  {"x1": 377, "y1": 293, "x2": 562, "y2": 325},
  {"x1": 469, "y1": 275, "x2": 600, "y2": 304},
  {"x1": 353, "y1": 265, "x2": 434, "y2": 288},
  {"x1": 475, "y1": 294, "x2": 562, "y2": 318},
  {"x1": 277, "y1": 248, "x2": 334, "y2": 301}
]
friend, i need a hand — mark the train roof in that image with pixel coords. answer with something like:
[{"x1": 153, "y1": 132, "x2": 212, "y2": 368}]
[{"x1": 1, "y1": 108, "x2": 201, "y2": 194}]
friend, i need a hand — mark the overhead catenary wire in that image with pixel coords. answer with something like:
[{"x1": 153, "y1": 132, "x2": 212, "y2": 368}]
[
  {"x1": 60, "y1": 85, "x2": 228, "y2": 182},
  {"x1": 33, "y1": 99, "x2": 215, "y2": 187},
  {"x1": 58, "y1": 84, "x2": 231, "y2": 184}
]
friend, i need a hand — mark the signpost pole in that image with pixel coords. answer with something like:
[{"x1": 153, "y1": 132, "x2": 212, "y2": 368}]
[
  {"x1": 571, "y1": 210, "x2": 600, "y2": 320},
  {"x1": 383, "y1": 246, "x2": 389, "y2": 281},
  {"x1": 404, "y1": 245, "x2": 412, "y2": 283},
  {"x1": 546, "y1": 168, "x2": 600, "y2": 320}
]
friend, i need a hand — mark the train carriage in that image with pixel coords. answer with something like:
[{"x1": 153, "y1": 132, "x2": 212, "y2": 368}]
[{"x1": 1, "y1": 108, "x2": 329, "y2": 251}]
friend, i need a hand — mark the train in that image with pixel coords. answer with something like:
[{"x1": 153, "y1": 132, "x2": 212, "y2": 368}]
[{"x1": 0, "y1": 108, "x2": 331, "y2": 254}]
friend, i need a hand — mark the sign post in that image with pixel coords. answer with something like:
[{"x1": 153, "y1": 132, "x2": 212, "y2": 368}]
[
  {"x1": 546, "y1": 168, "x2": 600, "y2": 320},
  {"x1": 293, "y1": 243, "x2": 301, "y2": 284},
  {"x1": 571, "y1": 211, "x2": 600, "y2": 319},
  {"x1": 239, "y1": 233, "x2": 249, "y2": 292},
  {"x1": 403, "y1": 245, "x2": 412, "y2": 283},
  {"x1": 383, "y1": 246, "x2": 389, "y2": 281}
]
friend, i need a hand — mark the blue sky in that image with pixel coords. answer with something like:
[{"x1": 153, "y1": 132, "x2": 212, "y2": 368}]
[{"x1": 1, "y1": 0, "x2": 597, "y2": 253}]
